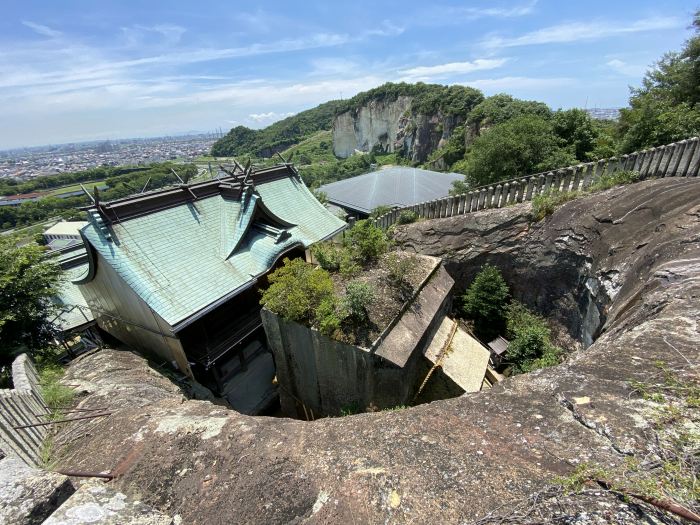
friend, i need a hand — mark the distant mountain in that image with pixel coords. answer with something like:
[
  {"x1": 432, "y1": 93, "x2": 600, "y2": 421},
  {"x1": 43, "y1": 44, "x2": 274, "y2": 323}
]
[{"x1": 210, "y1": 100, "x2": 345, "y2": 158}]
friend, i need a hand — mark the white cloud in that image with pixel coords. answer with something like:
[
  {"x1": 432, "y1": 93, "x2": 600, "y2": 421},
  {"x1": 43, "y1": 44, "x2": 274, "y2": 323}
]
[
  {"x1": 121, "y1": 24, "x2": 187, "y2": 46},
  {"x1": 21, "y1": 21, "x2": 62, "y2": 38},
  {"x1": 399, "y1": 58, "x2": 507, "y2": 80},
  {"x1": 248, "y1": 111, "x2": 294, "y2": 123},
  {"x1": 606, "y1": 59, "x2": 647, "y2": 77},
  {"x1": 482, "y1": 16, "x2": 683, "y2": 48},
  {"x1": 457, "y1": 1, "x2": 538, "y2": 19},
  {"x1": 463, "y1": 76, "x2": 574, "y2": 91}
]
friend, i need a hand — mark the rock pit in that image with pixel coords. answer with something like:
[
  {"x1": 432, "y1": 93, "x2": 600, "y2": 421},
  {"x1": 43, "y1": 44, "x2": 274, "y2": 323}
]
[{"x1": 47, "y1": 177, "x2": 699, "y2": 524}]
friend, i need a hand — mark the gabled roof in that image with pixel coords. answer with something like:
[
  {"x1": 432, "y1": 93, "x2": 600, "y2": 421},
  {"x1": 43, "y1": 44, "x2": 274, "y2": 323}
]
[
  {"x1": 77, "y1": 165, "x2": 346, "y2": 329},
  {"x1": 319, "y1": 166, "x2": 464, "y2": 214}
]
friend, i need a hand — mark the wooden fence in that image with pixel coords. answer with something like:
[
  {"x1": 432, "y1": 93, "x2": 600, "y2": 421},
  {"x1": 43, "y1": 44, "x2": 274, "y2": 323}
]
[
  {"x1": 0, "y1": 354, "x2": 50, "y2": 466},
  {"x1": 374, "y1": 136, "x2": 700, "y2": 229}
]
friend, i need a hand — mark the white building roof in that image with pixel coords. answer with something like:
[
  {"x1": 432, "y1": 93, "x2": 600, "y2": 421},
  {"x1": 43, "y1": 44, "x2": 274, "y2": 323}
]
[{"x1": 44, "y1": 221, "x2": 88, "y2": 237}]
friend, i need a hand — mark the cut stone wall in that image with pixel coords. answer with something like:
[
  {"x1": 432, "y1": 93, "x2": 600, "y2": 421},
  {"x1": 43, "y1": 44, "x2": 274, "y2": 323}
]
[
  {"x1": 0, "y1": 354, "x2": 50, "y2": 467},
  {"x1": 262, "y1": 265, "x2": 454, "y2": 417}
]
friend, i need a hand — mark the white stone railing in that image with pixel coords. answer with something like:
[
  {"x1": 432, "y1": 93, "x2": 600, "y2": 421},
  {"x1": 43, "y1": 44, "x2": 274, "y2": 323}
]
[
  {"x1": 374, "y1": 137, "x2": 700, "y2": 229},
  {"x1": 0, "y1": 355, "x2": 50, "y2": 466}
]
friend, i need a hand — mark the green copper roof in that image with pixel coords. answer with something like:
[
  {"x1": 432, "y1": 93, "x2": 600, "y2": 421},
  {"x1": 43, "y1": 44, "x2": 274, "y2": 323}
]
[{"x1": 78, "y1": 171, "x2": 346, "y2": 328}]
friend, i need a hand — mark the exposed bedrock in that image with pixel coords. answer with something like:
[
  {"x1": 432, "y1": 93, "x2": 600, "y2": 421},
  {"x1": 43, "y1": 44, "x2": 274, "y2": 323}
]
[
  {"x1": 51, "y1": 178, "x2": 699, "y2": 524},
  {"x1": 332, "y1": 96, "x2": 461, "y2": 162}
]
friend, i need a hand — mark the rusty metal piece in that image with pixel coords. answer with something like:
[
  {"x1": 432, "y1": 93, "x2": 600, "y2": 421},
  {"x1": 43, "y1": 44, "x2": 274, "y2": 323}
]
[
  {"x1": 12, "y1": 412, "x2": 112, "y2": 430},
  {"x1": 55, "y1": 470, "x2": 114, "y2": 480}
]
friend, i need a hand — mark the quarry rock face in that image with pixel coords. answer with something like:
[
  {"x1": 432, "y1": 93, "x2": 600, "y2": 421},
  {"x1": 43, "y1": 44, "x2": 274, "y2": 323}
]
[
  {"x1": 49, "y1": 178, "x2": 699, "y2": 524},
  {"x1": 332, "y1": 96, "x2": 461, "y2": 162}
]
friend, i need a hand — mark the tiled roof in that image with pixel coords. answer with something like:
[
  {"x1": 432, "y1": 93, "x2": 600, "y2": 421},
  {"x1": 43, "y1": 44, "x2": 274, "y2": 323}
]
[
  {"x1": 78, "y1": 169, "x2": 346, "y2": 328},
  {"x1": 319, "y1": 166, "x2": 464, "y2": 214}
]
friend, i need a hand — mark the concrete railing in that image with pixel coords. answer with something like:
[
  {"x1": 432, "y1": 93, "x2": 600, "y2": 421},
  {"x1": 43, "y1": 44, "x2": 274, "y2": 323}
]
[
  {"x1": 374, "y1": 136, "x2": 700, "y2": 229},
  {"x1": 0, "y1": 354, "x2": 50, "y2": 466}
]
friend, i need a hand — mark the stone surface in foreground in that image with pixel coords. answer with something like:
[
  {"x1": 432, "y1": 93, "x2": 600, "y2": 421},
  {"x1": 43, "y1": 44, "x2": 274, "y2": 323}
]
[
  {"x1": 43, "y1": 481, "x2": 174, "y2": 525},
  {"x1": 0, "y1": 457, "x2": 73, "y2": 525}
]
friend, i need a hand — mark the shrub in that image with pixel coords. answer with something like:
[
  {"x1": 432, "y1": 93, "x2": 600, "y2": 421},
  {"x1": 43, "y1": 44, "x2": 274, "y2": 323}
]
[
  {"x1": 386, "y1": 253, "x2": 417, "y2": 290},
  {"x1": 505, "y1": 301, "x2": 562, "y2": 374},
  {"x1": 370, "y1": 205, "x2": 393, "y2": 218},
  {"x1": 588, "y1": 170, "x2": 641, "y2": 192},
  {"x1": 311, "y1": 242, "x2": 343, "y2": 272},
  {"x1": 462, "y1": 264, "x2": 510, "y2": 342},
  {"x1": 260, "y1": 258, "x2": 335, "y2": 324},
  {"x1": 531, "y1": 191, "x2": 580, "y2": 221},
  {"x1": 339, "y1": 251, "x2": 361, "y2": 276},
  {"x1": 397, "y1": 210, "x2": 418, "y2": 225},
  {"x1": 343, "y1": 281, "x2": 375, "y2": 324},
  {"x1": 344, "y1": 220, "x2": 388, "y2": 263},
  {"x1": 315, "y1": 297, "x2": 345, "y2": 337}
]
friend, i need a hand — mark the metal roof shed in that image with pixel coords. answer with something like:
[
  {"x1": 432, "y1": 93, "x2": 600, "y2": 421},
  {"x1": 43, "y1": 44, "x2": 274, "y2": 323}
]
[{"x1": 318, "y1": 166, "x2": 464, "y2": 216}]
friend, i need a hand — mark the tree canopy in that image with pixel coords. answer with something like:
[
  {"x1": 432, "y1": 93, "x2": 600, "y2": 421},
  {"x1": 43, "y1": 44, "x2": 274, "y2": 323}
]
[
  {"x1": 0, "y1": 239, "x2": 61, "y2": 377},
  {"x1": 618, "y1": 10, "x2": 700, "y2": 151},
  {"x1": 454, "y1": 114, "x2": 577, "y2": 187}
]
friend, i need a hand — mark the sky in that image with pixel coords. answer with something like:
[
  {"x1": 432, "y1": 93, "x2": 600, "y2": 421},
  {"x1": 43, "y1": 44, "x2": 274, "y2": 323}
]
[{"x1": 0, "y1": 0, "x2": 696, "y2": 149}]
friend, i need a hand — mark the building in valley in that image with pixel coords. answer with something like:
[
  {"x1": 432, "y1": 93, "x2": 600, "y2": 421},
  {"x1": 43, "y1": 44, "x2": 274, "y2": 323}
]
[
  {"x1": 318, "y1": 166, "x2": 464, "y2": 218},
  {"x1": 74, "y1": 164, "x2": 346, "y2": 412}
]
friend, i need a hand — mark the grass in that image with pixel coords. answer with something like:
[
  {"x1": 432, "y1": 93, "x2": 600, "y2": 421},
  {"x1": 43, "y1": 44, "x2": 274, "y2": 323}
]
[
  {"x1": 530, "y1": 170, "x2": 644, "y2": 222},
  {"x1": 280, "y1": 130, "x2": 336, "y2": 165},
  {"x1": 39, "y1": 364, "x2": 75, "y2": 413},
  {"x1": 588, "y1": 170, "x2": 641, "y2": 192},
  {"x1": 36, "y1": 362, "x2": 74, "y2": 468},
  {"x1": 41, "y1": 180, "x2": 105, "y2": 197},
  {"x1": 531, "y1": 191, "x2": 582, "y2": 221}
]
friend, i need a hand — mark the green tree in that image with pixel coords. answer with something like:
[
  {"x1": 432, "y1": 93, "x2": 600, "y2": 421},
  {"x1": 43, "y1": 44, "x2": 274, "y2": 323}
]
[
  {"x1": 0, "y1": 239, "x2": 61, "y2": 382},
  {"x1": 458, "y1": 115, "x2": 577, "y2": 187},
  {"x1": 552, "y1": 109, "x2": 599, "y2": 161},
  {"x1": 461, "y1": 264, "x2": 510, "y2": 342},
  {"x1": 467, "y1": 94, "x2": 552, "y2": 132},
  {"x1": 619, "y1": 10, "x2": 700, "y2": 151}
]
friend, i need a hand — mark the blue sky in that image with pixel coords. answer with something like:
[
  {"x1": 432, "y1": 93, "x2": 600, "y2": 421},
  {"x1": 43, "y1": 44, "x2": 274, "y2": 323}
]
[{"x1": 0, "y1": 1, "x2": 695, "y2": 149}]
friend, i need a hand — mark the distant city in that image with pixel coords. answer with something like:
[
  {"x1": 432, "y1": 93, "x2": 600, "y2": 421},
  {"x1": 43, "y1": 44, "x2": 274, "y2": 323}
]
[{"x1": 0, "y1": 133, "x2": 221, "y2": 181}]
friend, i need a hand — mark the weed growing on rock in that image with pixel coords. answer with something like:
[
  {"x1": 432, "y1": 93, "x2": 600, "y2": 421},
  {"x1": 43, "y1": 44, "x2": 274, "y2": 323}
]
[
  {"x1": 552, "y1": 363, "x2": 700, "y2": 522},
  {"x1": 589, "y1": 170, "x2": 641, "y2": 192},
  {"x1": 397, "y1": 210, "x2": 418, "y2": 225},
  {"x1": 40, "y1": 364, "x2": 74, "y2": 413},
  {"x1": 531, "y1": 191, "x2": 581, "y2": 221}
]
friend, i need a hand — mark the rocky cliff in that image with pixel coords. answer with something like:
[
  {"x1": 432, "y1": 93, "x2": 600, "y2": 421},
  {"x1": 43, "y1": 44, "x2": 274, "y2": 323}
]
[
  {"x1": 49, "y1": 178, "x2": 699, "y2": 524},
  {"x1": 332, "y1": 96, "x2": 462, "y2": 162}
]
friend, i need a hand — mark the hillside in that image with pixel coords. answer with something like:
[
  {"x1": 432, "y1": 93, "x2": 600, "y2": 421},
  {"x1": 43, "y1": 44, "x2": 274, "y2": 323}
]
[{"x1": 210, "y1": 99, "x2": 344, "y2": 158}]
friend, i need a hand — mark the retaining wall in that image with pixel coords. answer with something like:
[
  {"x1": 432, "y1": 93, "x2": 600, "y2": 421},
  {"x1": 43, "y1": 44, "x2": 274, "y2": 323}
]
[
  {"x1": 0, "y1": 354, "x2": 50, "y2": 467},
  {"x1": 374, "y1": 136, "x2": 700, "y2": 229}
]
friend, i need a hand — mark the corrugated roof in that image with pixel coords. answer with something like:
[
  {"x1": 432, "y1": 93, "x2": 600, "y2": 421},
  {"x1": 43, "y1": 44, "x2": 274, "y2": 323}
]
[
  {"x1": 488, "y1": 336, "x2": 509, "y2": 356},
  {"x1": 319, "y1": 166, "x2": 464, "y2": 214},
  {"x1": 79, "y1": 173, "x2": 345, "y2": 328}
]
